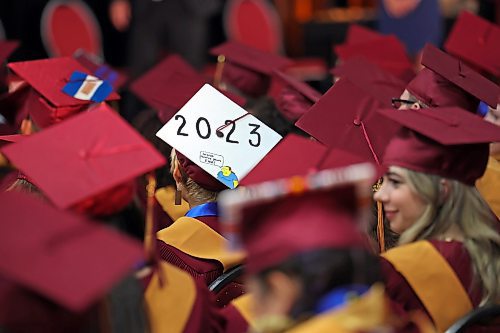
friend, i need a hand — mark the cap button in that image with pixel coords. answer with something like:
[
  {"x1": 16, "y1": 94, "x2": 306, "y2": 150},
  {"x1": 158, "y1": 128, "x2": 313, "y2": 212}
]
[{"x1": 353, "y1": 117, "x2": 361, "y2": 126}]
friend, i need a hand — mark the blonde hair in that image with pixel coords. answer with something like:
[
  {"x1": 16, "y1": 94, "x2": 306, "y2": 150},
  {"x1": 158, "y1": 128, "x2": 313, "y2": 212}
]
[
  {"x1": 399, "y1": 168, "x2": 500, "y2": 305},
  {"x1": 170, "y1": 149, "x2": 218, "y2": 203}
]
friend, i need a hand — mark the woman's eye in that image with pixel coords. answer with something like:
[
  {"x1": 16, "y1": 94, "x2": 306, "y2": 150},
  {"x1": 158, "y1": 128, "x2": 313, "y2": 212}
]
[{"x1": 388, "y1": 178, "x2": 401, "y2": 187}]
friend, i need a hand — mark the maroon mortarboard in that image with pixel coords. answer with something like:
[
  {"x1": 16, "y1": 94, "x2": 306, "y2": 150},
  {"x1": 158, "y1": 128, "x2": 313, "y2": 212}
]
[
  {"x1": 131, "y1": 55, "x2": 246, "y2": 123},
  {"x1": 175, "y1": 150, "x2": 227, "y2": 192},
  {"x1": 334, "y1": 35, "x2": 415, "y2": 82},
  {"x1": 330, "y1": 57, "x2": 406, "y2": 106},
  {"x1": 406, "y1": 44, "x2": 500, "y2": 112},
  {"x1": 0, "y1": 134, "x2": 25, "y2": 147},
  {"x1": 240, "y1": 134, "x2": 367, "y2": 185},
  {"x1": 7, "y1": 57, "x2": 120, "y2": 128},
  {"x1": 268, "y1": 70, "x2": 322, "y2": 121},
  {"x1": 1, "y1": 103, "x2": 166, "y2": 209},
  {"x1": 0, "y1": 191, "x2": 144, "y2": 312},
  {"x1": 444, "y1": 11, "x2": 500, "y2": 78},
  {"x1": 345, "y1": 24, "x2": 383, "y2": 44},
  {"x1": 210, "y1": 41, "x2": 293, "y2": 97},
  {"x1": 219, "y1": 163, "x2": 375, "y2": 274},
  {"x1": 378, "y1": 106, "x2": 500, "y2": 185},
  {"x1": 296, "y1": 78, "x2": 401, "y2": 165},
  {"x1": 73, "y1": 50, "x2": 128, "y2": 89}
]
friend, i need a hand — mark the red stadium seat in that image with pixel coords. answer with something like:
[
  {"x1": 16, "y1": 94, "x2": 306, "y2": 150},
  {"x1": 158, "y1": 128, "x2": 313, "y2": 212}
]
[
  {"x1": 41, "y1": 0, "x2": 102, "y2": 58},
  {"x1": 223, "y1": 0, "x2": 327, "y2": 81}
]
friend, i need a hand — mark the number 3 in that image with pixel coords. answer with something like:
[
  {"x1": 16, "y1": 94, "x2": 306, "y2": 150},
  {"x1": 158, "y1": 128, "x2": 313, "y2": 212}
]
[{"x1": 248, "y1": 123, "x2": 261, "y2": 147}]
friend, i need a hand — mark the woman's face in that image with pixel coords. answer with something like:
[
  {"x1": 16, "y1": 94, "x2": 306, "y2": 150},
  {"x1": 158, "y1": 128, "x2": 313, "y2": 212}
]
[
  {"x1": 485, "y1": 104, "x2": 500, "y2": 156},
  {"x1": 373, "y1": 166, "x2": 427, "y2": 234}
]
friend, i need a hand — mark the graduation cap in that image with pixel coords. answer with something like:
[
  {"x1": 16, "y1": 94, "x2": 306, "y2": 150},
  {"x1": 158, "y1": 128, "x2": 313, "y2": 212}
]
[
  {"x1": 7, "y1": 57, "x2": 120, "y2": 128},
  {"x1": 130, "y1": 54, "x2": 246, "y2": 123},
  {"x1": 219, "y1": 163, "x2": 375, "y2": 274},
  {"x1": 330, "y1": 57, "x2": 406, "y2": 106},
  {"x1": 334, "y1": 35, "x2": 415, "y2": 82},
  {"x1": 267, "y1": 70, "x2": 322, "y2": 121},
  {"x1": 73, "y1": 50, "x2": 128, "y2": 89},
  {"x1": 296, "y1": 78, "x2": 401, "y2": 165},
  {"x1": 0, "y1": 191, "x2": 144, "y2": 312},
  {"x1": 444, "y1": 11, "x2": 500, "y2": 78},
  {"x1": 156, "y1": 84, "x2": 282, "y2": 190},
  {"x1": 210, "y1": 41, "x2": 293, "y2": 97},
  {"x1": 345, "y1": 24, "x2": 383, "y2": 44},
  {"x1": 0, "y1": 84, "x2": 31, "y2": 128},
  {"x1": 406, "y1": 44, "x2": 500, "y2": 112},
  {"x1": 378, "y1": 106, "x2": 500, "y2": 185},
  {"x1": 240, "y1": 134, "x2": 368, "y2": 185},
  {"x1": 1, "y1": 103, "x2": 166, "y2": 210}
]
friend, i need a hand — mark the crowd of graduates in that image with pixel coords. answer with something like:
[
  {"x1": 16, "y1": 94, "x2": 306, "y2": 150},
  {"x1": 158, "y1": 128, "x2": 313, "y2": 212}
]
[{"x1": 0, "y1": 6, "x2": 499, "y2": 333}]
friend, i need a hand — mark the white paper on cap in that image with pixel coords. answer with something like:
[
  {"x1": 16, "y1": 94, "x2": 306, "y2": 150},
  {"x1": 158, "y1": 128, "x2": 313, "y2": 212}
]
[{"x1": 156, "y1": 84, "x2": 282, "y2": 189}]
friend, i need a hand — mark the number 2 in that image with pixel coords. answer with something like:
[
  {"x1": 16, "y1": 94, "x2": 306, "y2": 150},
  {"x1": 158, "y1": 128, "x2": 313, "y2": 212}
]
[
  {"x1": 175, "y1": 115, "x2": 188, "y2": 136},
  {"x1": 225, "y1": 120, "x2": 239, "y2": 144}
]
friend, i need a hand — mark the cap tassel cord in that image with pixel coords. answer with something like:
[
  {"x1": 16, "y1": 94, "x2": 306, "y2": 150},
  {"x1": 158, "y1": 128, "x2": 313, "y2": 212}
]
[
  {"x1": 358, "y1": 119, "x2": 381, "y2": 165},
  {"x1": 145, "y1": 173, "x2": 166, "y2": 287},
  {"x1": 377, "y1": 200, "x2": 385, "y2": 253},
  {"x1": 214, "y1": 55, "x2": 226, "y2": 89}
]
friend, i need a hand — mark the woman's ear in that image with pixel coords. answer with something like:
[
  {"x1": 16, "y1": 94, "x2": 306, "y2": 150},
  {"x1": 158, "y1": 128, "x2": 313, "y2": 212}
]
[
  {"x1": 265, "y1": 271, "x2": 302, "y2": 316},
  {"x1": 439, "y1": 179, "x2": 450, "y2": 204}
]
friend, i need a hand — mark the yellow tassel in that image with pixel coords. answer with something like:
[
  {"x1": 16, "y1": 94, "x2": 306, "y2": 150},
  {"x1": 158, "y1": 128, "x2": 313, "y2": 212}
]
[
  {"x1": 144, "y1": 173, "x2": 156, "y2": 262},
  {"x1": 214, "y1": 55, "x2": 226, "y2": 89}
]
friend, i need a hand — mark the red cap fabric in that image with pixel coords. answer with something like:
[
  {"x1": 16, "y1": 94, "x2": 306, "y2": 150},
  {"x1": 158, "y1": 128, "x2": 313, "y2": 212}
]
[
  {"x1": 73, "y1": 50, "x2": 128, "y2": 89},
  {"x1": 1, "y1": 103, "x2": 166, "y2": 209},
  {"x1": 219, "y1": 164, "x2": 375, "y2": 274},
  {"x1": 296, "y1": 78, "x2": 401, "y2": 165},
  {"x1": 378, "y1": 107, "x2": 500, "y2": 185},
  {"x1": 444, "y1": 11, "x2": 500, "y2": 78},
  {"x1": 241, "y1": 134, "x2": 367, "y2": 185},
  {"x1": 131, "y1": 55, "x2": 246, "y2": 123},
  {"x1": 7, "y1": 57, "x2": 120, "y2": 128},
  {"x1": 176, "y1": 150, "x2": 227, "y2": 192},
  {"x1": 330, "y1": 57, "x2": 407, "y2": 106},
  {"x1": 334, "y1": 35, "x2": 415, "y2": 82},
  {"x1": 210, "y1": 41, "x2": 293, "y2": 97},
  {"x1": 406, "y1": 44, "x2": 500, "y2": 112},
  {"x1": 0, "y1": 191, "x2": 144, "y2": 312},
  {"x1": 345, "y1": 24, "x2": 382, "y2": 44},
  {"x1": 268, "y1": 70, "x2": 322, "y2": 121}
]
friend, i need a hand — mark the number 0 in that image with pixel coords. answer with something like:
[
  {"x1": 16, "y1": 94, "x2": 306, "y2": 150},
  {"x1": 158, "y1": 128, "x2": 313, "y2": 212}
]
[{"x1": 196, "y1": 117, "x2": 211, "y2": 139}]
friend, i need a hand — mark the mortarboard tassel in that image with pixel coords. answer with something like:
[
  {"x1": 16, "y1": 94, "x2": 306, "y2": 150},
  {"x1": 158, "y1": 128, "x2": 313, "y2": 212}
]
[
  {"x1": 373, "y1": 179, "x2": 385, "y2": 253},
  {"x1": 144, "y1": 173, "x2": 157, "y2": 261},
  {"x1": 214, "y1": 55, "x2": 226, "y2": 89}
]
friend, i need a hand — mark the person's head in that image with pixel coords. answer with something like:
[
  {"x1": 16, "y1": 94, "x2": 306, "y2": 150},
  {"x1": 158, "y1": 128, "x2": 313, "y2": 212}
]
[
  {"x1": 218, "y1": 164, "x2": 377, "y2": 327},
  {"x1": 403, "y1": 44, "x2": 499, "y2": 114},
  {"x1": 248, "y1": 248, "x2": 380, "y2": 322},
  {"x1": 169, "y1": 149, "x2": 220, "y2": 206},
  {"x1": 375, "y1": 106, "x2": 500, "y2": 304},
  {"x1": 484, "y1": 103, "x2": 500, "y2": 156}
]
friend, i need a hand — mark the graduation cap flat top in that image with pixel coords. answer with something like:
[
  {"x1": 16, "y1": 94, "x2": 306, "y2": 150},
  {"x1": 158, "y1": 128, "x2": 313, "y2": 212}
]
[
  {"x1": 0, "y1": 191, "x2": 144, "y2": 312},
  {"x1": 444, "y1": 11, "x2": 500, "y2": 78},
  {"x1": 7, "y1": 57, "x2": 120, "y2": 107},
  {"x1": 1, "y1": 104, "x2": 166, "y2": 209},
  {"x1": 406, "y1": 44, "x2": 500, "y2": 111},
  {"x1": 241, "y1": 134, "x2": 367, "y2": 186},
  {"x1": 296, "y1": 78, "x2": 401, "y2": 165}
]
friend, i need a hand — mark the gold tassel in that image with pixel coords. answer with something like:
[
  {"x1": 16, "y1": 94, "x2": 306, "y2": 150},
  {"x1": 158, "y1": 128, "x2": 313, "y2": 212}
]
[
  {"x1": 214, "y1": 55, "x2": 226, "y2": 89},
  {"x1": 144, "y1": 173, "x2": 156, "y2": 262},
  {"x1": 372, "y1": 178, "x2": 385, "y2": 253}
]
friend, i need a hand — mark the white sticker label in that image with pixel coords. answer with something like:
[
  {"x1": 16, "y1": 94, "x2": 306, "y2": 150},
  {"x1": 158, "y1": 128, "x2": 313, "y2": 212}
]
[{"x1": 156, "y1": 84, "x2": 282, "y2": 189}]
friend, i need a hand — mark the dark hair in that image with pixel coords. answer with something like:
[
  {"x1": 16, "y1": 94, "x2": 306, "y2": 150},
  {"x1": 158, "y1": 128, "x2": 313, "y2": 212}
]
[
  {"x1": 255, "y1": 247, "x2": 381, "y2": 320},
  {"x1": 245, "y1": 97, "x2": 308, "y2": 137},
  {"x1": 131, "y1": 108, "x2": 175, "y2": 188}
]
